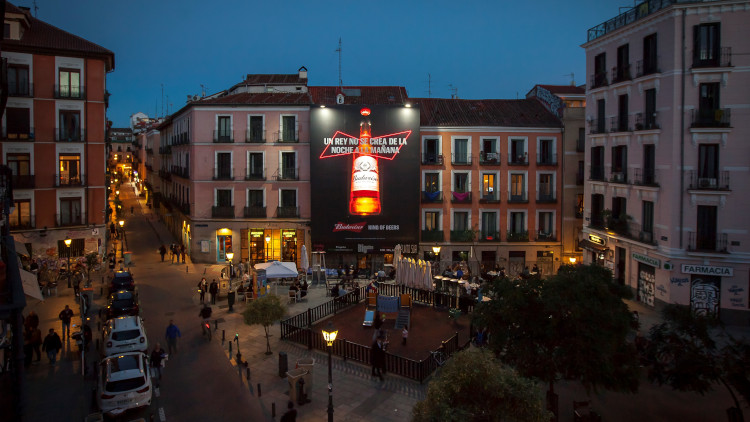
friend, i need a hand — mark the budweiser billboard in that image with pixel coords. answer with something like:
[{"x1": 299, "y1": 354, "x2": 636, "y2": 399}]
[{"x1": 310, "y1": 105, "x2": 420, "y2": 252}]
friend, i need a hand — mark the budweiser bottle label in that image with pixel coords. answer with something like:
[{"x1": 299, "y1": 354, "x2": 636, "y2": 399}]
[{"x1": 352, "y1": 156, "x2": 379, "y2": 192}]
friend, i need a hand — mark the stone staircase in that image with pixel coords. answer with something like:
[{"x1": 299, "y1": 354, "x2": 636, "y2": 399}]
[{"x1": 395, "y1": 308, "x2": 410, "y2": 329}]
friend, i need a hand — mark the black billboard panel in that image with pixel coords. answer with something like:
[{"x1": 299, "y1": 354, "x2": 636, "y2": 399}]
[{"x1": 310, "y1": 105, "x2": 420, "y2": 253}]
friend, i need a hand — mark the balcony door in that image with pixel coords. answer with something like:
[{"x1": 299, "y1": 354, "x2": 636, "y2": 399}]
[
  {"x1": 424, "y1": 138, "x2": 439, "y2": 163},
  {"x1": 698, "y1": 83, "x2": 720, "y2": 123},
  {"x1": 697, "y1": 205, "x2": 717, "y2": 250},
  {"x1": 280, "y1": 189, "x2": 297, "y2": 208},
  {"x1": 454, "y1": 138, "x2": 468, "y2": 163},
  {"x1": 59, "y1": 197, "x2": 81, "y2": 226},
  {"x1": 698, "y1": 144, "x2": 718, "y2": 181},
  {"x1": 281, "y1": 152, "x2": 297, "y2": 179},
  {"x1": 59, "y1": 68, "x2": 81, "y2": 97},
  {"x1": 216, "y1": 153, "x2": 232, "y2": 179},
  {"x1": 59, "y1": 154, "x2": 81, "y2": 185},
  {"x1": 216, "y1": 189, "x2": 232, "y2": 207},
  {"x1": 481, "y1": 212, "x2": 497, "y2": 239},
  {"x1": 481, "y1": 173, "x2": 496, "y2": 200},
  {"x1": 60, "y1": 110, "x2": 81, "y2": 141},
  {"x1": 509, "y1": 212, "x2": 525, "y2": 234}
]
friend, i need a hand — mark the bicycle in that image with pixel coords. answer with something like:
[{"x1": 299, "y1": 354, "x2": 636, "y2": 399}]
[{"x1": 201, "y1": 320, "x2": 212, "y2": 341}]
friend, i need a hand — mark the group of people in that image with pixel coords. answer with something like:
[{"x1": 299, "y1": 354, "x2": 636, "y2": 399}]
[
  {"x1": 288, "y1": 279, "x2": 308, "y2": 300},
  {"x1": 196, "y1": 277, "x2": 220, "y2": 304},
  {"x1": 22, "y1": 305, "x2": 76, "y2": 367},
  {"x1": 159, "y1": 243, "x2": 187, "y2": 263}
]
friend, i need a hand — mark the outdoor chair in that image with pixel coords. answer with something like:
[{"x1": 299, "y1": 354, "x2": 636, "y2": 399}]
[{"x1": 288, "y1": 289, "x2": 298, "y2": 304}]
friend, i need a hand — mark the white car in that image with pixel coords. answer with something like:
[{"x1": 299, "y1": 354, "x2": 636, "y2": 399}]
[
  {"x1": 102, "y1": 315, "x2": 148, "y2": 356},
  {"x1": 97, "y1": 352, "x2": 152, "y2": 417}
]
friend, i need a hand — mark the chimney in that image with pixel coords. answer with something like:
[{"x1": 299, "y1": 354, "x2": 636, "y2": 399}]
[{"x1": 298, "y1": 66, "x2": 308, "y2": 80}]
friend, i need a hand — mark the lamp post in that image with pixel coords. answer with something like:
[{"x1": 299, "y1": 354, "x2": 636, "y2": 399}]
[
  {"x1": 431, "y1": 244, "x2": 442, "y2": 272},
  {"x1": 226, "y1": 250, "x2": 234, "y2": 287},
  {"x1": 64, "y1": 236, "x2": 72, "y2": 288},
  {"x1": 322, "y1": 322, "x2": 338, "y2": 422},
  {"x1": 265, "y1": 235, "x2": 271, "y2": 262},
  {"x1": 118, "y1": 219, "x2": 125, "y2": 258}
]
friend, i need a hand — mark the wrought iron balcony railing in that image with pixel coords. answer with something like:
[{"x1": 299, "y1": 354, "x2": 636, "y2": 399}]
[
  {"x1": 633, "y1": 168, "x2": 659, "y2": 187},
  {"x1": 245, "y1": 129, "x2": 266, "y2": 143},
  {"x1": 451, "y1": 153, "x2": 472, "y2": 166},
  {"x1": 610, "y1": 115, "x2": 632, "y2": 133},
  {"x1": 244, "y1": 206, "x2": 266, "y2": 218},
  {"x1": 9, "y1": 215, "x2": 35, "y2": 230},
  {"x1": 478, "y1": 193, "x2": 500, "y2": 204},
  {"x1": 421, "y1": 154, "x2": 443, "y2": 165},
  {"x1": 451, "y1": 191, "x2": 472, "y2": 203},
  {"x1": 479, "y1": 231, "x2": 500, "y2": 242},
  {"x1": 479, "y1": 152, "x2": 501, "y2": 165},
  {"x1": 449, "y1": 230, "x2": 474, "y2": 242},
  {"x1": 55, "y1": 175, "x2": 85, "y2": 187},
  {"x1": 245, "y1": 168, "x2": 266, "y2": 181},
  {"x1": 54, "y1": 85, "x2": 86, "y2": 99},
  {"x1": 611, "y1": 64, "x2": 632, "y2": 83},
  {"x1": 609, "y1": 169, "x2": 629, "y2": 184},
  {"x1": 213, "y1": 168, "x2": 234, "y2": 181},
  {"x1": 276, "y1": 167, "x2": 299, "y2": 181},
  {"x1": 590, "y1": 72, "x2": 608, "y2": 89},
  {"x1": 507, "y1": 192, "x2": 528, "y2": 203},
  {"x1": 506, "y1": 231, "x2": 529, "y2": 242},
  {"x1": 56, "y1": 214, "x2": 83, "y2": 227},
  {"x1": 537, "y1": 193, "x2": 556, "y2": 203},
  {"x1": 4, "y1": 127, "x2": 34, "y2": 141},
  {"x1": 275, "y1": 131, "x2": 299, "y2": 143},
  {"x1": 688, "y1": 170, "x2": 730, "y2": 191},
  {"x1": 688, "y1": 232, "x2": 728, "y2": 253},
  {"x1": 635, "y1": 112, "x2": 660, "y2": 130},
  {"x1": 56, "y1": 127, "x2": 85, "y2": 142},
  {"x1": 590, "y1": 166, "x2": 605, "y2": 181},
  {"x1": 636, "y1": 57, "x2": 660, "y2": 78},
  {"x1": 277, "y1": 206, "x2": 300, "y2": 218},
  {"x1": 8, "y1": 83, "x2": 33, "y2": 97},
  {"x1": 213, "y1": 130, "x2": 234, "y2": 143},
  {"x1": 421, "y1": 230, "x2": 444, "y2": 242},
  {"x1": 11, "y1": 174, "x2": 35, "y2": 189},
  {"x1": 212, "y1": 206, "x2": 235, "y2": 219},
  {"x1": 692, "y1": 46, "x2": 732, "y2": 68},
  {"x1": 691, "y1": 108, "x2": 731, "y2": 128},
  {"x1": 537, "y1": 153, "x2": 557, "y2": 166},
  {"x1": 536, "y1": 232, "x2": 556, "y2": 242},
  {"x1": 589, "y1": 119, "x2": 607, "y2": 135}
]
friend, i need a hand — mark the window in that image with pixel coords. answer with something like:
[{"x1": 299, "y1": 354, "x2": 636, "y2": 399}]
[
  {"x1": 281, "y1": 115, "x2": 297, "y2": 142},
  {"x1": 217, "y1": 116, "x2": 231, "y2": 141},
  {"x1": 281, "y1": 152, "x2": 297, "y2": 180},
  {"x1": 642, "y1": 33, "x2": 658, "y2": 75},
  {"x1": 247, "y1": 152, "x2": 264, "y2": 179},
  {"x1": 693, "y1": 23, "x2": 720, "y2": 67},
  {"x1": 594, "y1": 53, "x2": 607, "y2": 87},
  {"x1": 575, "y1": 194, "x2": 584, "y2": 218},
  {"x1": 509, "y1": 212, "x2": 525, "y2": 234},
  {"x1": 424, "y1": 211, "x2": 439, "y2": 230},
  {"x1": 698, "y1": 144, "x2": 719, "y2": 182},
  {"x1": 3, "y1": 23, "x2": 9, "y2": 39},
  {"x1": 596, "y1": 99, "x2": 606, "y2": 133},
  {"x1": 216, "y1": 189, "x2": 232, "y2": 207},
  {"x1": 643, "y1": 145, "x2": 656, "y2": 185},
  {"x1": 424, "y1": 172, "x2": 440, "y2": 192},
  {"x1": 591, "y1": 146, "x2": 604, "y2": 180},
  {"x1": 612, "y1": 197, "x2": 627, "y2": 222},
  {"x1": 8, "y1": 65, "x2": 29, "y2": 96},
  {"x1": 615, "y1": 44, "x2": 630, "y2": 82},
  {"x1": 538, "y1": 212, "x2": 554, "y2": 238},
  {"x1": 480, "y1": 138, "x2": 499, "y2": 163},
  {"x1": 280, "y1": 189, "x2": 297, "y2": 207},
  {"x1": 215, "y1": 153, "x2": 232, "y2": 179},
  {"x1": 538, "y1": 139, "x2": 554, "y2": 164},
  {"x1": 644, "y1": 89, "x2": 657, "y2": 129},
  {"x1": 611, "y1": 146, "x2": 627, "y2": 182},
  {"x1": 7, "y1": 153, "x2": 30, "y2": 176},
  {"x1": 642, "y1": 201, "x2": 654, "y2": 237},
  {"x1": 248, "y1": 189, "x2": 264, "y2": 206},
  {"x1": 423, "y1": 138, "x2": 440, "y2": 164},
  {"x1": 453, "y1": 211, "x2": 469, "y2": 231},
  {"x1": 591, "y1": 193, "x2": 604, "y2": 226},
  {"x1": 248, "y1": 116, "x2": 264, "y2": 142},
  {"x1": 5, "y1": 108, "x2": 31, "y2": 138},
  {"x1": 59, "y1": 110, "x2": 81, "y2": 141},
  {"x1": 538, "y1": 174, "x2": 553, "y2": 201},
  {"x1": 58, "y1": 68, "x2": 81, "y2": 98},
  {"x1": 510, "y1": 173, "x2": 525, "y2": 201},
  {"x1": 481, "y1": 212, "x2": 498, "y2": 239},
  {"x1": 9, "y1": 199, "x2": 31, "y2": 228},
  {"x1": 453, "y1": 138, "x2": 469, "y2": 164},
  {"x1": 453, "y1": 172, "x2": 469, "y2": 193},
  {"x1": 696, "y1": 205, "x2": 717, "y2": 250},
  {"x1": 617, "y1": 94, "x2": 629, "y2": 132},
  {"x1": 697, "y1": 83, "x2": 722, "y2": 126},
  {"x1": 481, "y1": 173, "x2": 497, "y2": 201},
  {"x1": 58, "y1": 154, "x2": 81, "y2": 185},
  {"x1": 509, "y1": 139, "x2": 526, "y2": 164},
  {"x1": 59, "y1": 197, "x2": 81, "y2": 226}
]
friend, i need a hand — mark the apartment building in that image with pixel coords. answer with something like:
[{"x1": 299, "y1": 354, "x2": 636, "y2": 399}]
[
  {"x1": 1, "y1": 3, "x2": 114, "y2": 257},
  {"x1": 582, "y1": 0, "x2": 750, "y2": 323},
  {"x1": 414, "y1": 98, "x2": 563, "y2": 276},
  {"x1": 152, "y1": 68, "x2": 312, "y2": 266}
]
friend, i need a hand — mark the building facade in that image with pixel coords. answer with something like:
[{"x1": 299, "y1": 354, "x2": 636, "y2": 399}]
[
  {"x1": 582, "y1": 0, "x2": 750, "y2": 324},
  {"x1": 1, "y1": 4, "x2": 114, "y2": 259}
]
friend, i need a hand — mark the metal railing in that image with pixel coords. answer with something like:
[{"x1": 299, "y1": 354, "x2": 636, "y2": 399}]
[
  {"x1": 421, "y1": 191, "x2": 443, "y2": 203},
  {"x1": 8, "y1": 83, "x2": 33, "y2": 97},
  {"x1": 537, "y1": 192, "x2": 556, "y2": 203},
  {"x1": 245, "y1": 168, "x2": 266, "y2": 181},
  {"x1": 421, "y1": 230, "x2": 444, "y2": 242},
  {"x1": 635, "y1": 112, "x2": 660, "y2": 130},
  {"x1": 536, "y1": 153, "x2": 557, "y2": 166},
  {"x1": 507, "y1": 192, "x2": 528, "y2": 203},
  {"x1": 590, "y1": 72, "x2": 608, "y2": 89},
  {"x1": 587, "y1": 0, "x2": 674, "y2": 42},
  {"x1": 536, "y1": 232, "x2": 556, "y2": 242},
  {"x1": 506, "y1": 231, "x2": 529, "y2": 242},
  {"x1": 590, "y1": 166, "x2": 605, "y2": 181},
  {"x1": 213, "y1": 130, "x2": 234, "y2": 143},
  {"x1": 693, "y1": 46, "x2": 732, "y2": 68},
  {"x1": 636, "y1": 57, "x2": 660, "y2": 77},
  {"x1": 479, "y1": 231, "x2": 500, "y2": 242},
  {"x1": 449, "y1": 230, "x2": 474, "y2": 242},
  {"x1": 688, "y1": 232, "x2": 728, "y2": 253},
  {"x1": 633, "y1": 168, "x2": 658, "y2": 186},
  {"x1": 12, "y1": 174, "x2": 35, "y2": 189},
  {"x1": 4, "y1": 127, "x2": 34, "y2": 141},
  {"x1": 211, "y1": 206, "x2": 235, "y2": 219},
  {"x1": 478, "y1": 193, "x2": 499, "y2": 203},
  {"x1": 479, "y1": 152, "x2": 501, "y2": 165},
  {"x1": 610, "y1": 115, "x2": 632, "y2": 133},
  {"x1": 212, "y1": 168, "x2": 234, "y2": 180},
  {"x1": 243, "y1": 206, "x2": 266, "y2": 218},
  {"x1": 56, "y1": 127, "x2": 85, "y2": 142},
  {"x1": 451, "y1": 153, "x2": 472, "y2": 165},
  {"x1": 421, "y1": 154, "x2": 443, "y2": 165},
  {"x1": 688, "y1": 170, "x2": 730, "y2": 190},
  {"x1": 275, "y1": 131, "x2": 299, "y2": 143},
  {"x1": 609, "y1": 169, "x2": 629, "y2": 184},
  {"x1": 245, "y1": 129, "x2": 266, "y2": 143},
  {"x1": 56, "y1": 214, "x2": 83, "y2": 227},
  {"x1": 9, "y1": 215, "x2": 35, "y2": 230},
  {"x1": 589, "y1": 119, "x2": 607, "y2": 135},
  {"x1": 508, "y1": 154, "x2": 529, "y2": 165},
  {"x1": 158, "y1": 146, "x2": 172, "y2": 154},
  {"x1": 450, "y1": 191, "x2": 472, "y2": 203},
  {"x1": 55, "y1": 175, "x2": 85, "y2": 187},
  {"x1": 170, "y1": 166, "x2": 189, "y2": 178},
  {"x1": 691, "y1": 108, "x2": 731, "y2": 128},
  {"x1": 54, "y1": 84, "x2": 86, "y2": 99},
  {"x1": 611, "y1": 64, "x2": 632, "y2": 83},
  {"x1": 276, "y1": 167, "x2": 299, "y2": 181},
  {"x1": 277, "y1": 206, "x2": 300, "y2": 218}
]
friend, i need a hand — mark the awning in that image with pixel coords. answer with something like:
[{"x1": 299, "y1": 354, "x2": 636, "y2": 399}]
[
  {"x1": 14, "y1": 239, "x2": 29, "y2": 256},
  {"x1": 579, "y1": 239, "x2": 608, "y2": 252},
  {"x1": 20, "y1": 269, "x2": 43, "y2": 301}
]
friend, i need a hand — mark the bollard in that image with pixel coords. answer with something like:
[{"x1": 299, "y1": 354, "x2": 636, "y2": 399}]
[
  {"x1": 236, "y1": 352, "x2": 242, "y2": 364},
  {"x1": 186, "y1": 266, "x2": 189, "y2": 273},
  {"x1": 257, "y1": 383, "x2": 261, "y2": 397},
  {"x1": 214, "y1": 320, "x2": 218, "y2": 331},
  {"x1": 229, "y1": 342, "x2": 232, "y2": 355},
  {"x1": 222, "y1": 330, "x2": 225, "y2": 342},
  {"x1": 246, "y1": 367, "x2": 250, "y2": 381},
  {"x1": 272, "y1": 402, "x2": 276, "y2": 418}
]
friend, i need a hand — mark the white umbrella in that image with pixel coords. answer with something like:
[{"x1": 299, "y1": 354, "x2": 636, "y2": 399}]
[
  {"x1": 393, "y1": 244, "x2": 402, "y2": 269},
  {"x1": 301, "y1": 245, "x2": 309, "y2": 283},
  {"x1": 426, "y1": 261, "x2": 433, "y2": 291}
]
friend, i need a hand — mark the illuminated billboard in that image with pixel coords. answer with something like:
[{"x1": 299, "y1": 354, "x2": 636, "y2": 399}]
[{"x1": 310, "y1": 105, "x2": 420, "y2": 253}]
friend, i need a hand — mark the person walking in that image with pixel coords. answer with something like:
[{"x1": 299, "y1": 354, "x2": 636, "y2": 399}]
[
  {"x1": 371, "y1": 336, "x2": 386, "y2": 380},
  {"x1": 180, "y1": 245, "x2": 186, "y2": 263},
  {"x1": 402, "y1": 325, "x2": 408, "y2": 346},
  {"x1": 169, "y1": 244, "x2": 175, "y2": 263},
  {"x1": 42, "y1": 328, "x2": 63, "y2": 365},
  {"x1": 159, "y1": 245, "x2": 167, "y2": 262},
  {"x1": 31, "y1": 326, "x2": 42, "y2": 363},
  {"x1": 58, "y1": 305, "x2": 74, "y2": 339},
  {"x1": 197, "y1": 278, "x2": 208, "y2": 303},
  {"x1": 150, "y1": 343, "x2": 167, "y2": 382},
  {"x1": 24, "y1": 311, "x2": 39, "y2": 331},
  {"x1": 280, "y1": 401, "x2": 298, "y2": 422},
  {"x1": 23, "y1": 327, "x2": 34, "y2": 368},
  {"x1": 209, "y1": 279, "x2": 219, "y2": 305},
  {"x1": 165, "y1": 320, "x2": 181, "y2": 355}
]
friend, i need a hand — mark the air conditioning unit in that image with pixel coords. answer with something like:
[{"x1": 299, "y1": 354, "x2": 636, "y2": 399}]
[
  {"x1": 698, "y1": 178, "x2": 717, "y2": 188},
  {"x1": 612, "y1": 172, "x2": 625, "y2": 183}
]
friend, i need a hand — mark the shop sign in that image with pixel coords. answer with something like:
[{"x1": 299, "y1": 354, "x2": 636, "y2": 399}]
[
  {"x1": 681, "y1": 264, "x2": 733, "y2": 276},
  {"x1": 282, "y1": 230, "x2": 296, "y2": 238},
  {"x1": 632, "y1": 253, "x2": 660, "y2": 268},
  {"x1": 588, "y1": 234, "x2": 605, "y2": 246},
  {"x1": 250, "y1": 231, "x2": 264, "y2": 238}
]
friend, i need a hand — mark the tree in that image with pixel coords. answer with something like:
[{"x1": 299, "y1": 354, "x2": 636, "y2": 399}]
[
  {"x1": 242, "y1": 294, "x2": 286, "y2": 355},
  {"x1": 84, "y1": 252, "x2": 99, "y2": 283},
  {"x1": 646, "y1": 304, "x2": 750, "y2": 418},
  {"x1": 412, "y1": 348, "x2": 549, "y2": 422},
  {"x1": 472, "y1": 264, "x2": 639, "y2": 408}
]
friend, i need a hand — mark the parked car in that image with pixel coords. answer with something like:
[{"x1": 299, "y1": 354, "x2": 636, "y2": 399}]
[
  {"x1": 97, "y1": 352, "x2": 152, "y2": 417},
  {"x1": 105, "y1": 290, "x2": 139, "y2": 320},
  {"x1": 102, "y1": 315, "x2": 148, "y2": 357},
  {"x1": 109, "y1": 270, "x2": 135, "y2": 292}
]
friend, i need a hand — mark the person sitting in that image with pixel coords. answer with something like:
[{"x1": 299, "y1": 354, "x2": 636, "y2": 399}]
[
  {"x1": 377, "y1": 268, "x2": 386, "y2": 283},
  {"x1": 300, "y1": 280, "x2": 308, "y2": 298},
  {"x1": 331, "y1": 283, "x2": 340, "y2": 298},
  {"x1": 289, "y1": 283, "x2": 300, "y2": 299}
]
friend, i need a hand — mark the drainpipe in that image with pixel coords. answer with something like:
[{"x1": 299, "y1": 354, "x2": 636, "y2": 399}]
[
  {"x1": 679, "y1": 9, "x2": 686, "y2": 249},
  {"x1": 84, "y1": 57, "x2": 89, "y2": 226}
]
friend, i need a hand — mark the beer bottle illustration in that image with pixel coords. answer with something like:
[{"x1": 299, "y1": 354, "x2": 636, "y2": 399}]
[{"x1": 349, "y1": 108, "x2": 381, "y2": 215}]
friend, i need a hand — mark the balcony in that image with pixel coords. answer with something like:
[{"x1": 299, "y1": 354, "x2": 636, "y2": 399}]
[
  {"x1": 213, "y1": 130, "x2": 234, "y2": 143},
  {"x1": 507, "y1": 231, "x2": 529, "y2": 242},
  {"x1": 636, "y1": 57, "x2": 660, "y2": 78},
  {"x1": 507, "y1": 192, "x2": 528, "y2": 204},
  {"x1": 172, "y1": 133, "x2": 189, "y2": 145},
  {"x1": 212, "y1": 206, "x2": 235, "y2": 219},
  {"x1": 451, "y1": 153, "x2": 472, "y2": 166},
  {"x1": 691, "y1": 108, "x2": 731, "y2": 128},
  {"x1": 55, "y1": 175, "x2": 85, "y2": 187},
  {"x1": 636, "y1": 226, "x2": 656, "y2": 245},
  {"x1": 158, "y1": 169, "x2": 172, "y2": 181},
  {"x1": 479, "y1": 231, "x2": 500, "y2": 242},
  {"x1": 536, "y1": 153, "x2": 557, "y2": 166},
  {"x1": 421, "y1": 154, "x2": 443, "y2": 165},
  {"x1": 8, "y1": 83, "x2": 33, "y2": 97},
  {"x1": 450, "y1": 230, "x2": 474, "y2": 242},
  {"x1": 277, "y1": 206, "x2": 300, "y2": 218},
  {"x1": 609, "y1": 169, "x2": 629, "y2": 184},
  {"x1": 478, "y1": 192, "x2": 500, "y2": 204},
  {"x1": 606, "y1": 216, "x2": 631, "y2": 237},
  {"x1": 692, "y1": 47, "x2": 732, "y2": 69},
  {"x1": 574, "y1": 205, "x2": 584, "y2": 219},
  {"x1": 245, "y1": 168, "x2": 266, "y2": 181},
  {"x1": 508, "y1": 154, "x2": 529, "y2": 165},
  {"x1": 479, "y1": 152, "x2": 501, "y2": 166},
  {"x1": 56, "y1": 127, "x2": 85, "y2": 142},
  {"x1": 635, "y1": 112, "x2": 660, "y2": 130},
  {"x1": 633, "y1": 168, "x2": 659, "y2": 187},
  {"x1": 4, "y1": 127, "x2": 34, "y2": 141},
  {"x1": 590, "y1": 166, "x2": 605, "y2": 181},
  {"x1": 171, "y1": 166, "x2": 189, "y2": 179},
  {"x1": 275, "y1": 131, "x2": 299, "y2": 143},
  {"x1": 9, "y1": 215, "x2": 34, "y2": 230},
  {"x1": 421, "y1": 191, "x2": 443, "y2": 203},
  {"x1": 421, "y1": 230, "x2": 444, "y2": 242},
  {"x1": 276, "y1": 167, "x2": 299, "y2": 181},
  {"x1": 576, "y1": 171, "x2": 584, "y2": 185},
  {"x1": 158, "y1": 146, "x2": 172, "y2": 155},
  {"x1": 587, "y1": 1, "x2": 672, "y2": 42},
  {"x1": 12, "y1": 174, "x2": 35, "y2": 189},
  {"x1": 213, "y1": 168, "x2": 234, "y2": 181},
  {"x1": 611, "y1": 64, "x2": 632, "y2": 84},
  {"x1": 177, "y1": 202, "x2": 190, "y2": 215},
  {"x1": 590, "y1": 72, "x2": 608, "y2": 89},
  {"x1": 244, "y1": 206, "x2": 266, "y2": 218},
  {"x1": 451, "y1": 192, "x2": 472, "y2": 204},
  {"x1": 688, "y1": 170, "x2": 730, "y2": 191},
  {"x1": 536, "y1": 232, "x2": 556, "y2": 242},
  {"x1": 576, "y1": 137, "x2": 585, "y2": 152},
  {"x1": 56, "y1": 214, "x2": 82, "y2": 227},
  {"x1": 688, "y1": 232, "x2": 728, "y2": 253},
  {"x1": 589, "y1": 214, "x2": 605, "y2": 229},
  {"x1": 54, "y1": 85, "x2": 86, "y2": 100},
  {"x1": 245, "y1": 129, "x2": 266, "y2": 143},
  {"x1": 610, "y1": 115, "x2": 632, "y2": 133},
  {"x1": 589, "y1": 119, "x2": 607, "y2": 135},
  {"x1": 537, "y1": 193, "x2": 556, "y2": 203}
]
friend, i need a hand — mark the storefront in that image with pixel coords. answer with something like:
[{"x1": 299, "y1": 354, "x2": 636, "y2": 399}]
[
  {"x1": 243, "y1": 228, "x2": 304, "y2": 268},
  {"x1": 633, "y1": 252, "x2": 659, "y2": 307}
]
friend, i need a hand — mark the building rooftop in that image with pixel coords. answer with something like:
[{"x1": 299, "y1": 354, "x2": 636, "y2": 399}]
[
  {"x1": 309, "y1": 86, "x2": 409, "y2": 105},
  {"x1": 4, "y1": 2, "x2": 114, "y2": 70},
  {"x1": 534, "y1": 84, "x2": 586, "y2": 96},
  {"x1": 413, "y1": 98, "x2": 562, "y2": 128},
  {"x1": 195, "y1": 92, "x2": 313, "y2": 105}
]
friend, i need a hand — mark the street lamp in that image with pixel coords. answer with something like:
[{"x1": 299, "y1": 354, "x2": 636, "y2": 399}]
[
  {"x1": 226, "y1": 250, "x2": 234, "y2": 286},
  {"x1": 431, "y1": 244, "x2": 442, "y2": 272},
  {"x1": 322, "y1": 321, "x2": 338, "y2": 422},
  {"x1": 64, "y1": 236, "x2": 72, "y2": 288},
  {"x1": 118, "y1": 219, "x2": 125, "y2": 258},
  {"x1": 265, "y1": 235, "x2": 271, "y2": 262}
]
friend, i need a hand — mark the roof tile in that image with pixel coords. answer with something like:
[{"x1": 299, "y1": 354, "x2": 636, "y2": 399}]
[{"x1": 413, "y1": 98, "x2": 561, "y2": 128}]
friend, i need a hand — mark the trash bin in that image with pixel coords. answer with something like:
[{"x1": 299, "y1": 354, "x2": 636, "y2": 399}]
[
  {"x1": 227, "y1": 291, "x2": 235, "y2": 311},
  {"x1": 123, "y1": 251, "x2": 132, "y2": 266},
  {"x1": 286, "y1": 368, "x2": 307, "y2": 403},
  {"x1": 296, "y1": 357, "x2": 315, "y2": 393},
  {"x1": 278, "y1": 352, "x2": 288, "y2": 377}
]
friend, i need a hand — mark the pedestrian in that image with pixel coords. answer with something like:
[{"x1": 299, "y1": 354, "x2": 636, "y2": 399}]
[
  {"x1": 58, "y1": 305, "x2": 74, "y2": 339},
  {"x1": 24, "y1": 311, "x2": 39, "y2": 331},
  {"x1": 42, "y1": 328, "x2": 62, "y2": 365},
  {"x1": 371, "y1": 336, "x2": 386, "y2": 380},
  {"x1": 165, "y1": 320, "x2": 181, "y2": 355},
  {"x1": 180, "y1": 244, "x2": 186, "y2": 263},
  {"x1": 130, "y1": 206, "x2": 134, "y2": 215},
  {"x1": 23, "y1": 327, "x2": 33, "y2": 368},
  {"x1": 197, "y1": 277, "x2": 207, "y2": 303},
  {"x1": 159, "y1": 245, "x2": 167, "y2": 262},
  {"x1": 31, "y1": 326, "x2": 42, "y2": 362},
  {"x1": 169, "y1": 244, "x2": 175, "y2": 263},
  {"x1": 150, "y1": 343, "x2": 167, "y2": 381},
  {"x1": 402, "y1": 325, "x2": 408, "y2": 346},
  {"x1": 280, "y1": 401, "x2": 298, "y2": 422},
  {"x1": 209, "y1": 279, "x2": 219, "y2": 305}
]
